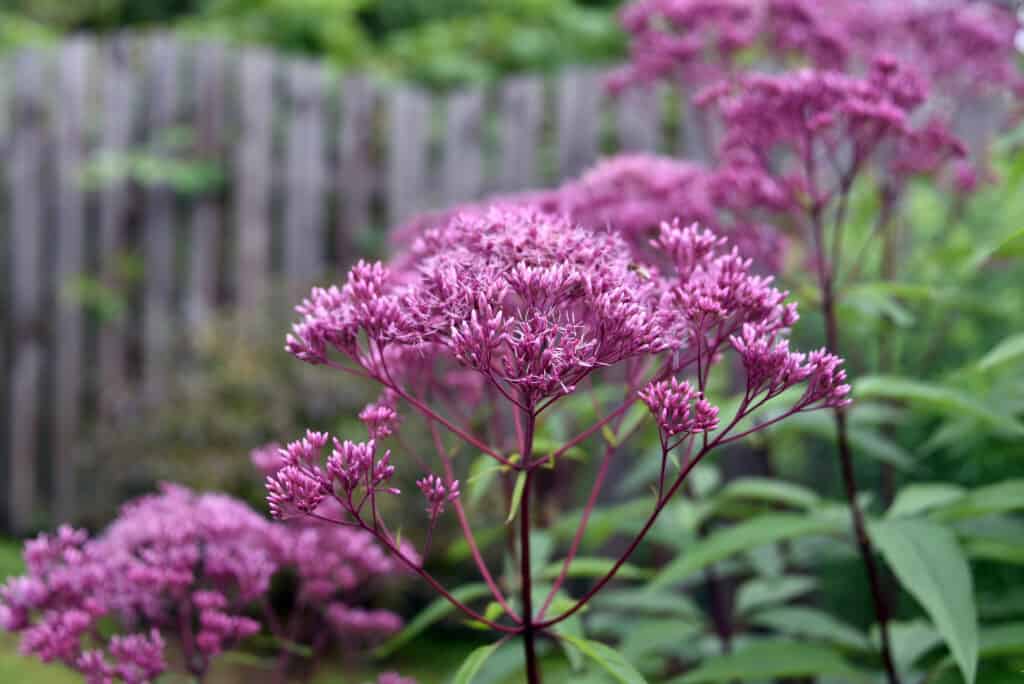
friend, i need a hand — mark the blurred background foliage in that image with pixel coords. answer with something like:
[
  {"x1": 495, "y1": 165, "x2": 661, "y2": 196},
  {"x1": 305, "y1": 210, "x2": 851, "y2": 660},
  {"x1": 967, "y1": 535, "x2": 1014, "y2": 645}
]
[{"x1": 0, "y1": 0, "x2": 628, "y2": 88}]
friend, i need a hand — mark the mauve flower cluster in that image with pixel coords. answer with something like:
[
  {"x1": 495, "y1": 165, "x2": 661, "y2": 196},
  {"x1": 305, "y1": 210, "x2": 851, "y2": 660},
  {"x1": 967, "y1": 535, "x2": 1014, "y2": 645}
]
[
  {"x1": 614, "y1": 0, "x2": 1022, "y2": 98},
  {"x1": 2, "y1": 479, "x2": 410, "y2": 682},
  {"x1": 701, "y1": 58, "x2": 966, "y2": 207},
  {"x1": 842, "y1": 0, "x2": 1023, "y2": 98},
  {"x1": 0, "y1": 484, "x2": 274, "y2": 682},
  {"x1": 556, "y1": 154, "x2": 787, "y2": 272},
  {"x1": 276, "y1": 207, "x2": 849, "y2": 532},
  {"x1": 391, "y1": 153, "x2": 787, "y2": 276},
  {"x1": 253, "y1": 442, "x2": 407, "y2": 644},
  {"x1": 289, "y1": 209, "x2": 666, "y2": 406},
  {"x1": 613, "y1": 0, "x2": 846, "y2": 89}
]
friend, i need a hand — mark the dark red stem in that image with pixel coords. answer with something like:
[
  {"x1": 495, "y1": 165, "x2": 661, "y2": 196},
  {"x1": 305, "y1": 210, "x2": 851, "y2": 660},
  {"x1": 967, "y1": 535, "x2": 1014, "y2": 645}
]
[
  {"x1": 814, "y1": 193, "x2": 901, "y2": 684},
  {"x1": 519, "y1": 410, "x2": 543, "y2": 684}
]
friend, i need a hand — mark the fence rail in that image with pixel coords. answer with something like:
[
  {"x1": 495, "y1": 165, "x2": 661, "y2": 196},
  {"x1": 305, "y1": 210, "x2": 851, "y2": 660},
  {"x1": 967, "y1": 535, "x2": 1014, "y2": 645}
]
[{"x1": 0, "y1": 34, "x2": 704, "y2": 532}]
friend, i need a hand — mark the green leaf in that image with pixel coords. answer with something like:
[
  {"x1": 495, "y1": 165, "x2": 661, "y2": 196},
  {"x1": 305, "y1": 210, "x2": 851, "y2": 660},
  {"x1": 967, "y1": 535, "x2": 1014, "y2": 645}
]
[
  {"x1": 767, "y1": 410, "x2": 914, "y2": 469},
  {"x1": 977, "y1": 333, "x2": 1024, "y2": 371},
  {"x1": 591, "y1": 588, "x2": 704, "y2": 622},
  {"x1": 990, "y1": 226, "x2": 1024, "y2": 260},
  {"x1": 735, "y1": 575, "x2": 817, "y2": 616},
  {"x1": 650, "y1": 513, "x2": 844, "y2": 588},
  {"x1": 715, "y1": 477, "x2": 820, "y2": 510},
  {"x1": 855, "y1": 375, "x2": 1024, "y2": 436},
  {"x1": 668, "y1": 639, "x2": 867, "y2": 683},
  {"x1": 453, "y1": 642, "x2": 502, "y2": 684},
  {"x1": 506, "y1": 471, "x2": 527, "y2": 524},
  {"x1": 559, "y1": 634, "x2": 648, "y2": 684},
  {"x1": 615, "y1": 402, "x2": 652, "y2": 443},
  {"x1": 549, "y1": 594, "x2": 585, "y2": 672},
  {"x1": 964, "y1": 538, "x2": 1024, "y2": 565},
  {"x1": 937, "y1": 480, "x2": 1024, "y2": 520},
  {"x1": 373, "y1": 583, "x2": 491, "y2": 658},
  {"x1": 539, "y1": 557, "x2": 652, "y2": 582},
  {"x1": 749, "y1": 607, "x2": 870, "y2": 651},
  {"x1": 886, "y1": 483, "x2": 966, "y2": 518},
  {"x1": 620, "y1": 619, "x2": 701, "y2": 662},
  {"x1": 928, "y1": 623, "x2": 1024, "y2": 679},
  {"x1": 871, "y1": 519, "x2": 978, "y2": 683},
  {"x1": 468, "y1": 454, "x2": 502, "y2": 507},
  {"x1": 884, "y1": 620, "x2": 943, "y2": 673}
]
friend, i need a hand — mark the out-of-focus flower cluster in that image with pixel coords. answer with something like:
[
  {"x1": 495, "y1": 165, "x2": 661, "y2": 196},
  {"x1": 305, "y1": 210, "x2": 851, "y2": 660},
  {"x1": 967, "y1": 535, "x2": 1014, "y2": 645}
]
[
  {"x1": 700, "y1": 57, "x2": 967, "y2": 208},
  {"x1": 614, "y1": 0, "x2": 1022, "y2": 99},
  {"x1": 1, "y1": 479, "x2": 407, "y2": 682},
  {"x1": 0, "y1": 485, "x2": 271, "y2": 681},
  {"x1": 390, "y1": 154, "x2": 786, "y2": 274}
]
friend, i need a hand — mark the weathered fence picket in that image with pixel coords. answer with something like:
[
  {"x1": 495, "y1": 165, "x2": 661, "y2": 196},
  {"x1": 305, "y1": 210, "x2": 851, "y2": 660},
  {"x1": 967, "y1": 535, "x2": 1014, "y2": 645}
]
[
  {"x1": 96, "y1": 37, "x2": 137, "y2": 422},
  {"x1": 53, "y1": 40, "x2": 92, "y2": 523},
  {"x1": 337, "y1": 76, "x2": 377, "y2": 254},
  {"x1": 1, "y1": 34, "x2": 730, "y2": 529},
  {"x1": 616, "y1": 84, "x2": 662, "y2": 153},
  {"x1": 388, "y1": 87, "x2": 432, "y2": 226},
  {"x1": 234, "y1": 50, "x2": 274, "y2": 314},
  {"x1": 187, "y1": 43, "x2": 228, "y2": 330},
  {"x1": 557, "y1": 69, "x2": 602, "y2": 179},
  {"x1": 141, "y1": 36, "x2": 180, "y2": 406},
  {"x1": 284, "y1": 61, "x2": 329, "y2": 293},
  {"x1": 7, "y1": 51, "x2": 48, "y2": 532},
  {"x1": 443, "y1": 89, "x2": 485, "y2": 206},
  {"x1": 498, "y1": 76, "x2": 544, "y2": 192}
]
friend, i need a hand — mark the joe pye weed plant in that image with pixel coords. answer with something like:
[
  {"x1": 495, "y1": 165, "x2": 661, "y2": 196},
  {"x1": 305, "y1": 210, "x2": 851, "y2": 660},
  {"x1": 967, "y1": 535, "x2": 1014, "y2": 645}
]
[{"x1": 266, "y1": 208, "x2": 851, "y2": 682}]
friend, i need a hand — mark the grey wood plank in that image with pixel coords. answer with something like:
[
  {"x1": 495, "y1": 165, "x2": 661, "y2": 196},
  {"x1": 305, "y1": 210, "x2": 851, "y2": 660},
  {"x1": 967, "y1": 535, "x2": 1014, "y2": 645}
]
[
  {"x1": 498, "y1": 76, "x2": 543, "y2": 192},
  {"x1": 387, "y1": 87, "x2": 432, "y2": 226},
  {"x1": 141, "y1": 35, "x2": 180, "y2": 406},
  {"x1": 234, "y1": 50, "x2": 274, "y2": 314},
  {"x1": 52, "y1": 39, "x2": 92, "y2": 523},
  {"x1": 338, "y1": 76, "x2": 377, "y2": 261},
  {"x1": 442, "y1": 88, "x2": 484, "y2": 206},
  {"x1": 283, "y1": 60, "x2": 327, "y2": 292},
  {"x1": 677, "y1": 88, "x2": 712, "y2": 163},
  {"x1": 96, "y1": 37, "x2": 138, "y2": 422},
  {"x1": 7, "y1": 51, "x2": 48, "y2": 531},
  {"x1": 616, "y1": 83, "x2": 662, "y2": 153},
  {"x1": 557, "y1": 69, "x2": 602, "y2": 180},
  {"x1": 186, "y1": 43, "x2": 227, "y2": 331}
]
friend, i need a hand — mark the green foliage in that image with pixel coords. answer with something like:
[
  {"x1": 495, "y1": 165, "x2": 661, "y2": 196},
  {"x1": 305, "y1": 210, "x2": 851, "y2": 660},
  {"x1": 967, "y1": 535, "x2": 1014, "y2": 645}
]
[
  {"x1": 374, "y1": 584, "x2": 492, "y2": 658},
  {"x1": 1, "y1": 0, "x2": 628, "y2": 86},
  {"x1": 871, "y1": 518, "x2": 979, "y2": 683},
  {"x1": 453, "y1": 641, "x2": 503, "y2": 684},
  {"x1": 667, "y1": 640, "x2": 870, "y2": 683},
  {"x1": 651, "y1": 512, "x2": 845, "y2": 588},
  {"x1": 558, "y1": 633, "x2": 648, "y2": 684},
  {"x1": 80, "y1": 126, "x2": 225, "y2": 195}
]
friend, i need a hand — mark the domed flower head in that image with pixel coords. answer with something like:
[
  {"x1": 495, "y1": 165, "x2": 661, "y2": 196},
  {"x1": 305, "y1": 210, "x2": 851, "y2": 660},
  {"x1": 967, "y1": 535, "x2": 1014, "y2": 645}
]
[{"x1": 289, "y1": 208, "x2": 667, "y2": 408}]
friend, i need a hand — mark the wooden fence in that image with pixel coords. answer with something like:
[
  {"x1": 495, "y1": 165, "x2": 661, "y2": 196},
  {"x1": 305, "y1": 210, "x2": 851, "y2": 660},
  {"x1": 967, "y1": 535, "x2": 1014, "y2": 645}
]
[{"x1": 0, "y1": 34, "x2": 707, "y2": 532}]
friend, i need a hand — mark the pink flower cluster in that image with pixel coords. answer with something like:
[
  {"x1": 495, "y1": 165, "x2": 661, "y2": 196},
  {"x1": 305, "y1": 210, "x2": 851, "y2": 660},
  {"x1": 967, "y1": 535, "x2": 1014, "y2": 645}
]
[
  {"x1": 277, "y1": 207, "x2": 849, "y2": 533},
  {"x1": 290, "y1": 209, "x2": 667, "y2": 407},
  {"x1": 614, "y1": 0, "x2": 847, "y2": 89},
  {"x1": 615, "y1": 0, "x2": 1022, "y2": 99},
  {"x1": 2, "y1": 479, "x2": 409, "y2": 682},
  {"x1": 0, "y1": 485, "x2": 273, "y2": 681},
  {"x1": 639, "y1": 377, "x2": 719, "y2": 438},
  {"x1": 700, "y1": 59, "x2": 966, "y2": 207}
]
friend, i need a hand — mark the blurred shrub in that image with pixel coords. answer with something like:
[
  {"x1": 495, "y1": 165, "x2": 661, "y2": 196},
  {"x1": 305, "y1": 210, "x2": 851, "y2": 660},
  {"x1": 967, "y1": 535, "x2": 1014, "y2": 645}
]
[
  {"x1": 85, "y1": 308, "x2": 377, "y2": 519},
  {"x1": 0, "y1": 0, "x2": 629, "y2": 87},
  {"x1": 379, "y1": 0, "x2": 625, "y2": 88},
  {"x1": 183, "y1": 0, "x2": 374, "y2": 66}
]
